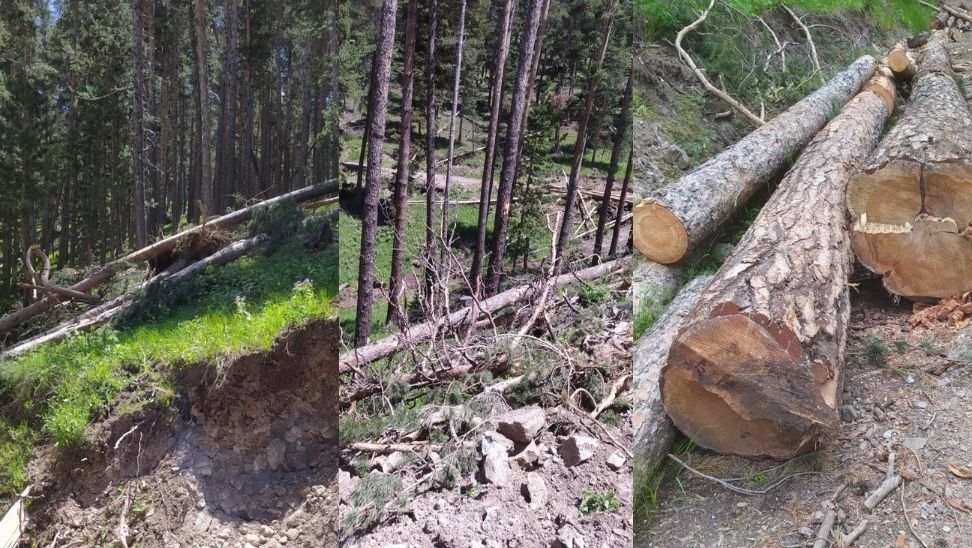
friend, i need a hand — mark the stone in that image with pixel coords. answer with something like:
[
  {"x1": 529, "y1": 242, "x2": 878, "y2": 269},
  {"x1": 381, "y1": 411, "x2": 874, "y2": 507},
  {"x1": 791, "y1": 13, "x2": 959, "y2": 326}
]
[
  {"x1": 840, "y1": 404, "x2": 859, "y2": 422},
  {"x1": 512, "y1": 441, "x2": 542, "y2": 468},
  {"x1": 798, "y1": 527, "x2": 813, "y2": 538},
  {"x1": 244, "y1": 533, "x2": 262, "y2": 545},
  {"x1": 265, "y1": 438, "x2": 287, "y2": 471},
  {"x1": 882, "y1": 430, "x2": 893, "y2": 440},
  {"x1": 605, "y1": 451, "x2": 626, "y2": 470},
  {"x1": 558, "y1": 435, "x2": 599, "y2": 467},
  {"x1": 903, "y1": 437, "x2": 927, "y2": 452},
  {"x1": 338, "y1": 470, "x2": 358, "y2": 502},
  {"x1": 381, "y1": 451, "x2": 407, "y2": 473},
  {"x1": 497, "y1": 407, "x2": 547, "y2": 443},
  {"x1": 811, "y1": 511, "x2": 825, "y2": 524},
  {"x1": 480, "y1": 432, "x2": 514, "y2": 486},
  {"x1": 556, "y1": 524, "x2": 586, "y2": 548},
  {"x1": 524, "y1": 472, "x2": 547, "y2": 510}
]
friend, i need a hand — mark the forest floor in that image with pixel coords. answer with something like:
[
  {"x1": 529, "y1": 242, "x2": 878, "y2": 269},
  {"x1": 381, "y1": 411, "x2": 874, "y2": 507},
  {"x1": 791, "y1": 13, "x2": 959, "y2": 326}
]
[{"x1": 635, "y1": 5, "x2": 972, "y2": 548}]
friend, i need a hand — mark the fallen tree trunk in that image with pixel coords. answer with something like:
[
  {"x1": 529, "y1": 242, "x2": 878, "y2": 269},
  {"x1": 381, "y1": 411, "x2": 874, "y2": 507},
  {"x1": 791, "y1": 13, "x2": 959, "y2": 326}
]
[
  {"x1": 847, "y1": 31, "x2": 972, "y2": 300},
  {"x1": 2, "y1": 235, "x2": 267, "y2": 358},
  {"x1": 633, "y1": 259, "x2": 684, "y2": 314},
  {"x1": 633, "y1": 55, "x2": 877, "y2": 265},
  {"x1": 660, "y1": 73, "x2": 895, "y2": 459},
  {"x1": 0, "y1": 181, "x2": 336, "y2": 336},
  {"x1": 340, "y1": 257, "x2": 628, "y2": 372},
  {"x1": 887, "y1": 44, "x2": 916, "y2": 82},
  {"x1": 632, "y1": 275, "x2": 711, "y2": 471}
]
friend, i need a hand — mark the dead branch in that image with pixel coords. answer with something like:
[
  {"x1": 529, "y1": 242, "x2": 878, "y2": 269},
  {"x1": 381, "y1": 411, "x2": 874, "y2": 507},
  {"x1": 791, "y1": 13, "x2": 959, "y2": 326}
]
[
  {"x1": 838, "y1": 520, "x2": 868, "y2": 548},
  {"x1": 348, "y1": 442, "x2": 442, "y2": 453},
  {"x1": 864, "y1": 452, "x2": 902, "y2": 511},
  {"x1": 901, "y1": 480, "x2": 931, "y2": 548},
  {"x1": 783, "y1": 5, "x2": 821, "y2": 73},
  {"x1": 757, "y1": 16, "x2": 787, "y2": 72},
  {"x1": 675, "y1": 0, "x2": 765, "y2": 126},
  {"x1": 590, "y1": 374, "x2": 630, "y2": 419},
  {"x1": 812, "y1": 510, "x2": 836, "y2": 548}
]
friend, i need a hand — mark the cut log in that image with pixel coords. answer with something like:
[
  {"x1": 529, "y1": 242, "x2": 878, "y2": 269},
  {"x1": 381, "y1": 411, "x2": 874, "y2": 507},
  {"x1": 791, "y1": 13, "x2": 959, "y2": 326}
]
[
  {"x1": 660, "y1": 74, "x2": 895, "y2": 459},
  {"x1": 0, "y1": 181, "x2": 336, "y2": 336},
  {"x1": 0, "y1": 487, "x2": 29, "y2": 548},
  {"x1": 864, "y1": 66, "x2": 897, "y2": 114},
  {"x1": 847, "y1": 31, "x2": 972, "y2": 300},
  {"x1": 632, "y1": 275, "x2": 710, "y2": 471},
  {"x1": 887, "y1": 44, "x2": 916, "y2": 82},
  {"x1": 340, "y1": 258, "x2": 627, "y2": 372},
  {"x1": 2, "y1": 235, "x2": 267, "y2": 358},
  {"x1": 632, "y1": 259, "x2": 684, "y2": 314},
  {"x1": 632, "y1": 55, "x2": 877, "y2": 265}
]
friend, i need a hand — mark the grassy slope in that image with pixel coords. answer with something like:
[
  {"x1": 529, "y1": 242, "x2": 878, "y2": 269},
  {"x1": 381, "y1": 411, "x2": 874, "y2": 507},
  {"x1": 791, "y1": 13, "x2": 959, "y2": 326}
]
[{"x1": 0, "y1": 233, "x2": 337, "y2": 497}]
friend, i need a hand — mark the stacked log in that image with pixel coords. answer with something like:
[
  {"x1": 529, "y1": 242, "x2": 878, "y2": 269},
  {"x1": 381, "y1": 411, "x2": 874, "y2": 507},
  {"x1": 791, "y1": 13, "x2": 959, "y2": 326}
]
[
  {"x1": 632, "y1": 56, "x2": 877, "y2": 265},
  {"x1": 659, "y1": 72, "x2": 896, "y2": 459},
  {"x1": 886, "y1": 44, "x2": 916, "y2": 82},
  {"x1": 847, "y1": 31, "x2": 972, "y2": 300}
]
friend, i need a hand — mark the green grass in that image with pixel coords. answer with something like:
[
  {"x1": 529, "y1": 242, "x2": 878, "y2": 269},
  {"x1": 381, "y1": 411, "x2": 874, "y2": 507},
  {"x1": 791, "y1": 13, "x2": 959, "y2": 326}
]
[
  {"x1": 0, "y1": 238, "x2": 336, "y2": 496},
  {"x1": 578, "y1": 491, "x2": 621, "y2": 514},
  {"x1": 633, "y1": 437, "x2": 696, "y2": 533}
]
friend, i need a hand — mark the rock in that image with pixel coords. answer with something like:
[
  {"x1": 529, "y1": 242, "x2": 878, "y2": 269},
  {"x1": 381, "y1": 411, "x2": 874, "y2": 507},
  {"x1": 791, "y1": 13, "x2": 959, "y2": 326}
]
[
  {"x1": 903, "y1": 437, "x2": 927, "y2": 452},
  {"x1": 914, "y1": 400, "x2": 928, "y2": 409},
  {"x1": 811, "y1": 511, "x2": 825, "y2": 524},
  {"x1": 244, "y1": 533, "x2": 262, "y2": 545},
  {"x1": 873, "y1": 407, "x2": 886, "y2": 421},
  {"x1": 798, "y1": 526, "x2": 813, "y2": 538},
  {"x1": 605, "y1": 451, "x2": 626, "y2": 470},
  {"x1": 381, "y1": 451, "x2": 407, "y2": 473},
  {"x1": 840, "y1": 404, "x2": 859, "y2": 422},
  {"x1": 285, "y1": 529, "x2": 300, "y2": 541},
  {"x1": 497, "y1": 407, "x2": 547, "y2": 443},
  {"x1": 480, "y1": 432, "x2": 514, "y2": 486},
  {"x1": 524, "y1": 472, "x2": 547, "y2": 510},
  {"x1": 512, "y1": 441, "x2": 542, "y2": 468},
  {"x1": 882, "y1": 430, "x2": 893, "y2": 440},
  {"x1": 265, "y1": 438, "x2": 287, "y2": 471},
  {"x1": 338, "y1": 470, "x2": 358, "y2": 502},
  {"x1": 558, "y1": 435, "x2": 599, "y2": 467},
  {"x1": 556, "y1": 523, "x2": 586, "y2": 548}
]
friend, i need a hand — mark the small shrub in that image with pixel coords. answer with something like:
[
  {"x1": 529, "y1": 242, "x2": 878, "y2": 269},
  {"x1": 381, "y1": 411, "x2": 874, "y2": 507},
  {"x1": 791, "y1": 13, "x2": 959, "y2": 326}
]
[
  {"x1": 579, "y1": 491, "x2": 621, "y2": 514},
  {"x1": 578, "y1": 284, "x2": 610, "y2": 307},
  {"x1": 248, "y1": 199, "x2": 303, "y2": 252}
]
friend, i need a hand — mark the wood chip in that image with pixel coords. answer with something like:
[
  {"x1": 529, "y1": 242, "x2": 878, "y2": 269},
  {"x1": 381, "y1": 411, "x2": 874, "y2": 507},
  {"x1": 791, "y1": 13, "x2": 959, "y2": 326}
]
[
  {"x1": 944, "y1": 495, "x2": 971, "y2": 513},
  {"x1": 948, "y1": 463, "x2": 972, "y2": 478}
]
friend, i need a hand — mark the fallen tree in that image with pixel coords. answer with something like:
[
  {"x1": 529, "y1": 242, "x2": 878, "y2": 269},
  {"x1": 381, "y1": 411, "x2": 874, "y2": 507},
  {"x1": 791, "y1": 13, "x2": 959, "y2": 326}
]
[
  {"x1": 847, "y1": 31, "x2": 972, "y2": 300},
  {"x1": 660, "y1": 72, "x2": 895, "y2": 459},
  {"x1": 0, "y1": 181, "x2": 337, "y2": 336},
  {"x1": 887, "y1": 43, "x2": 916, "y2": 81},
  {"x1": 632, "y1": 55, "x2": 877, "y2": 265},
  {"x1": 1, "y1": 235, "x2": 268, "y2": 358},
  {"x1": 340, "y1": 257, "x2": 628, "y2": 372},
  {"x1": 632, "y1": 275, "x2": 710, "y2": 471}
]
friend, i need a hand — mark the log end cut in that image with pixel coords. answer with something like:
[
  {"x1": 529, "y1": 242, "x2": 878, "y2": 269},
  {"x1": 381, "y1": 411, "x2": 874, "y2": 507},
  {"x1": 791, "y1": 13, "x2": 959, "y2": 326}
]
[
  {"x1": 633, "y1": 200, "x2": 689, "y2": 265},
  {"x1": 660, "y1": 313, "x2": 839, "y2": 460}
]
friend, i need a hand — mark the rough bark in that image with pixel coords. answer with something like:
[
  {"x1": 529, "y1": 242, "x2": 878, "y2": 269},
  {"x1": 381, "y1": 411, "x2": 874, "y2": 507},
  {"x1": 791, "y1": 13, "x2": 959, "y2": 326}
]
[
  {"x1": 633, "y1": 55, "x2": 877, "y2": 265},
  {"x1": 342, "y1": 258, "x2": 626, "y2": 372},
  {"x1": 424, "y1": 0, "x2": 439, "y2": 299},
  {"x1": 470, "y1": 0, "x2": 515, "y2": 295},
  {"x1": 440, "y1": 0, "x2": 467, "y2": 252},
  {"x1": 847, "y1": 32, "x2": 972, "y2": 300},
  {"x1": 132, "y1": 0, "x2": 148, "y2": 248},
  {"x1": 192, "y1": 0, "x2": 213, "y2": 216},
  {"x1": 609, "y1": 147, "x2": 633, "y2": 256},
  {"x1": 632, "y1": 275, "x2": 711, "y2": 471},
  {"x1": 593, "y1": 70, "x2": 633, "y2": 264},
  {"x1": 661, "y1": 76, "x2": 894, "y2": 460},
  {"x1": 485, "y1": 0, "x2": 545, "y2": 295},
  {"x1": 0, "y1": 181, "x2": 336, "y2": 336},
  {"x1": 353, "y1": 0, "x2": 397, "y2": 347},
  {"x1": 387, "y1": 0, "x2": 418, "y2": 325}
]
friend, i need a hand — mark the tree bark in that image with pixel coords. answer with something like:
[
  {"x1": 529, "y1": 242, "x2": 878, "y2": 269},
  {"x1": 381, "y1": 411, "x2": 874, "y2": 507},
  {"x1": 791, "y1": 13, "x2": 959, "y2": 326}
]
[
  {"x1": 593, "y1": 70, "x2": 633, "y2": 265},
  {"x1": 342, "y1": 257, "x2": 626, "y2": 372},
  {"x1": 193, "y1": 0, "x2": 213, "y2": 216},
  {"x1": 353, "y1": 0, "x2": 398, "y2": 347},
  {"x1": 633, "y1": 55, "x2": 877, "y2": 265},
  {"x1": 887, "y1": 43, "x2": 915, "y2": 82},
  {"x1": 660, "y1": 75, "x2": 894, "y2": 460},
  {"x1": 387, "y1": 0, "x2": 418, "y2": 325},
  {"x1": 485, "y1": 0, "x2": 545, "y2": 295},
  {"x1": 215, "y1": 0, "x2": 239, "y2": 210},
  {"x1": 847, "y1": 32, "x2": 972, "y2": 300},
  {"x1": 555, "y1": 0, "x2": 619, "y2": 269},
  {"x1": 424, "y1": 0, "x2": 439, "y2": 300},
  {"x1": 440, "y1": 0, "x2": 467, "y2": 261},
  {"x1": 132, "y1": 0, "x2": 148, "y2": 248},
  {"x1": 470, "y1": 0, "x2": 515, "y2": 296},
  {"x1": 609, "y1": 146, "x2": 632, "y2": 256},
  {"x1": 633, "y1": 275, "x2": 711, "y2": 471}
]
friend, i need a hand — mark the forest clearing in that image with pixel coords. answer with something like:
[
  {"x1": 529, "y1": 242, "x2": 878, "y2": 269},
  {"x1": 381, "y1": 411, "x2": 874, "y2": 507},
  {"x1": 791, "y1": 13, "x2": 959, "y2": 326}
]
[
  {"x1": 0, "y1": 1, "x2": 340, "y2": 546},
  {"x1": 634, "y1": 1, "x2": 972, "y2": 546},
  {"x1": 338, "y1": 0, "x2": 637, "y2": 545}
]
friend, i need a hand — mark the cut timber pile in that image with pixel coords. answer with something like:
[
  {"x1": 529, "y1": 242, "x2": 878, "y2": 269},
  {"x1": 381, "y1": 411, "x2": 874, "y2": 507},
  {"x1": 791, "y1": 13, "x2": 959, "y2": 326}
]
[
  {"x1": 660, "y1": 72, "x2": 895, "y2": 460},
  {"x1": 887, "y1": 44, "x2": 916, "y2": 81},
  {"x1": 0, "y1": 181, "x2": 336, "y2": 336},
  {"x1": 847, "y1": 31, "x2": 972, "y2": 300},
  {"x1": 632, "y1": 55, "x2": 877, "y2": 265},
  {"x1": 632, "y1": 275, "x2": 710, "y2": 470}
]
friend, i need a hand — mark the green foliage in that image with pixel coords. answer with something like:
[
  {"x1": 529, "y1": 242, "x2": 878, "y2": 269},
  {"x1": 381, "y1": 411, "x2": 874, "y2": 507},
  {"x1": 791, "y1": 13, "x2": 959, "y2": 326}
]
[
  {"x1": 0, "y1": 419, "x2": 35, "y2": 496},
  {"x1": 343, "y1": 473, "x2": 408, "y2": 535},
  {"x1": 860, "y1": 335, "x2": 888, "y2": 366},
  {"x1": 633, "y1": 437, "x2": 695, "y2": 530},
  {"x1": 578, "y1": 284, "x2": 611, "y2": 307},
  {"x1": 579, "y1": 491, "x2": 621, "y2": 514},
  {"x1": 248, "y1": 200, "x2": 304, "y2": 252}
]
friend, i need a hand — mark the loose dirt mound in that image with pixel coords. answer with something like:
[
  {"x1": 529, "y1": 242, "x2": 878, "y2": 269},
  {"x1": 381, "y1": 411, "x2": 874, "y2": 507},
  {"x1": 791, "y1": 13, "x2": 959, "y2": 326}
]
[{"x1": 24, "y1": 318, "x2": 340, "y2": 547}]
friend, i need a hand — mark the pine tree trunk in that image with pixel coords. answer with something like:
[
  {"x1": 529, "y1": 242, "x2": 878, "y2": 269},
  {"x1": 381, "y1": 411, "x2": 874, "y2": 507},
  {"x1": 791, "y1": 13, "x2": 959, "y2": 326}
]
[
  {"x1": 193, "y1": 0, "x2": 213, "y2": 217},
  {"x1": 633, "y1": 275, "x2": 711, "y2": 470},
  {"x1": 633, "y1": 56, "x2": 877, "y2": 265},
  {"x1": 847, "y1": 31, "x2": 972, "y2": 300},
  {"x1": 592, "y1": 70, "x2": 633, "y2": 265},
  {"x1": 424, "y1": 0, "x2": 439, "y2": 300},
  {"x1": 439, "y1": 0, "x2": 467, "y2": 269},
  {"x1": 214, "y1": 0, "x2": 239, "y2": 210},
  {"x1": 470, "y1": 0, "x2": 515, "y2": 296},
  {"x1": 660, "y1": 75, "x2": 894, "y2": 460},
  {"x1": 485, "y1": 0, "x2": 545, "y2": 295},
  {"x1": 554, "y1": 0, "x2": 619, "y2": 268},
  {"x1": 387, "y1": 0, "x2": 418, "y2": 325},
  {"x1": 513, "y1": 0, "x2": 552, "y2": 181},
  {"x1": 132, "y1": 0, "x2": 148, "y2": 248},
  {"x1": 356, "y1": 52, "x2": 379, "y2": 194},
  {"x1": 354, "y1": 0, "x2": 398, "y2": 347},
  {"x1": 609, "y1": 145, "x2": 632, "y2": 256}
]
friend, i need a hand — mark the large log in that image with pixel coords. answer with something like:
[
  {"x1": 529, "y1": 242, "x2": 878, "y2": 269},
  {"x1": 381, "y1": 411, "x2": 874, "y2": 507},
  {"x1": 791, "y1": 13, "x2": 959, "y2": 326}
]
[
  {"x1": 340, "y1": 258, "x2": 627, "y2": 372},
  {"x1": 847, "y1": 31, "x2": 972, "y2": 300},
  {"x1": 886, "y1": 44, "x2": 915, "y2": 82},
  {"x1": 1, "y1": 235, "x2": 267, "y2": 358},
  {"x1": 632, "y1": 275, "x2": 710, "y2": 470},
  {"x1": 0, "y1": 181, "x2": 336, "y2": 336},
  {"x1": 632, "y1": 55, "x2": 877, "y2": 265},
  {"x1": 660, "y1": 73, "x2": 895, "y2": 459}
]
